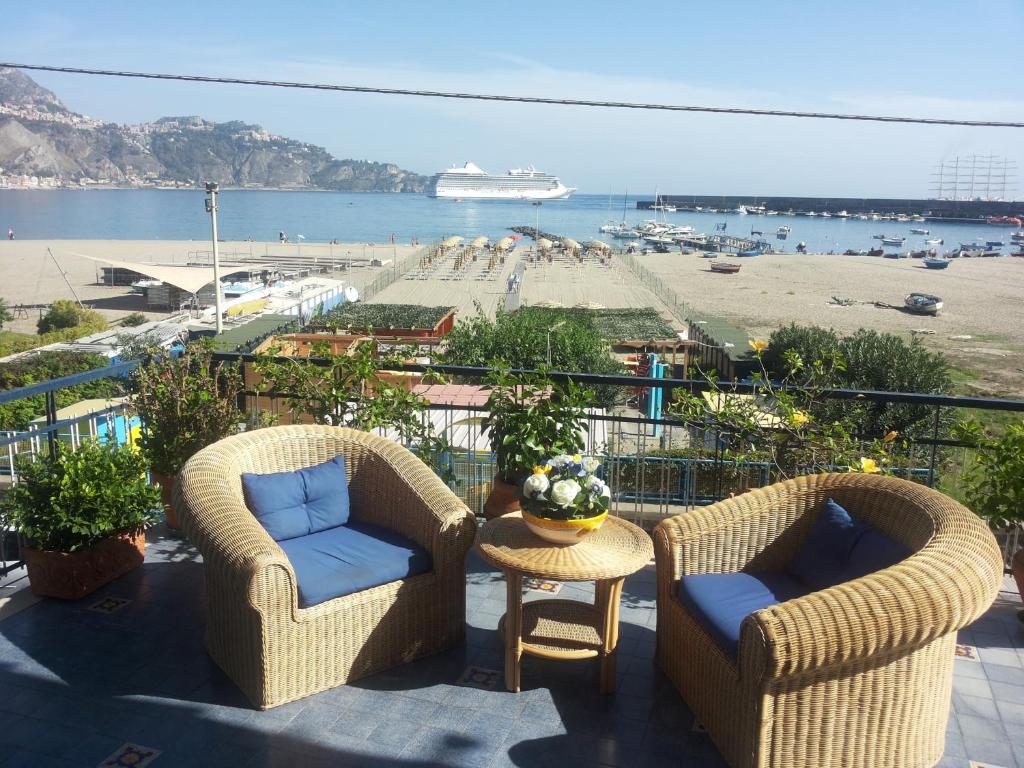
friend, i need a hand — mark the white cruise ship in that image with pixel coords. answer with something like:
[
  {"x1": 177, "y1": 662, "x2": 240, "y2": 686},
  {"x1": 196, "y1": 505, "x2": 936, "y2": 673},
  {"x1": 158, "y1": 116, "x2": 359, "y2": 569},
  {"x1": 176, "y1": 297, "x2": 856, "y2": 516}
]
[{"x1": 426, "y1": 162, "x2": 576, "y2": 200}]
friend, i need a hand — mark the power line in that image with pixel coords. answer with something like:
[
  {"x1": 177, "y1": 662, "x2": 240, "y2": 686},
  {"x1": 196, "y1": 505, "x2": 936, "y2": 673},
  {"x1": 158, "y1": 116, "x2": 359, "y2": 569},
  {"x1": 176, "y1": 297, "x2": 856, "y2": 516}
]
[{"x1": 3, "y1": 62, "x2": 1024, "y2": 129}]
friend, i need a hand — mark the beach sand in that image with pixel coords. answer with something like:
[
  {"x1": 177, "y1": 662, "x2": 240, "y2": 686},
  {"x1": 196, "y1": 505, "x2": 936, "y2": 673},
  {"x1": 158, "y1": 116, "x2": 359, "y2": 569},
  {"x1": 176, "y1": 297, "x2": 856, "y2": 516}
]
[{"x1": 2, "y1": 239, "x2": 1021, "y2": 396}]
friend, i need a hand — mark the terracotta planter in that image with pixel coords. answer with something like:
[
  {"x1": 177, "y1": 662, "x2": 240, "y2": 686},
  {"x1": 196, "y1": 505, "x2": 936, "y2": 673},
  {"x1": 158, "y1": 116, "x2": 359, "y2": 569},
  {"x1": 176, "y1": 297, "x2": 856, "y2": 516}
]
[
  {"x1": 483, "y1": 475, "x2": 521, "y2": 520},
  {"x1": 1012, "y1": 548, "x2": 1024, "y2": 605},
  {"x1": 23, "y1": 528, "x2": 146, "y2": 600},
  {"x1": 151, "y1": 472, "x2": 180, "y2": 529}
]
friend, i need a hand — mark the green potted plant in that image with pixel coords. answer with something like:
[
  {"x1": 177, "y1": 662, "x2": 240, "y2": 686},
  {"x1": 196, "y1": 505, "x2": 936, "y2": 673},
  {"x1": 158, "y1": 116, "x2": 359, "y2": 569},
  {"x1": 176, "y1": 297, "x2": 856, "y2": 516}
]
[
  {"x1": 520, "y1": 454, "x2": 611, "y2": 544},
  {"x1": 480, "y1": 370, "x2": 593, "y2": 519},
  {"x1": 958, "y1": 418, "x2": 1024, "y2": 615},
  {"x1": 133, "y1": 342, "x2": 243, "y2": 528},
  {"x1": 1, "y1": 439, "x2": 160, "y2": 599}
]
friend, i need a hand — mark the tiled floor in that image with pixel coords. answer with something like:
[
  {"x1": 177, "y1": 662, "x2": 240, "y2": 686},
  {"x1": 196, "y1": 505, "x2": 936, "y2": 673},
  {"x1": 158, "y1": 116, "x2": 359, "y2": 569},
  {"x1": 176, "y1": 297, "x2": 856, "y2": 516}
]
[{"x1": 0, "y1": 525, "x2": 1021, "y2": 768}]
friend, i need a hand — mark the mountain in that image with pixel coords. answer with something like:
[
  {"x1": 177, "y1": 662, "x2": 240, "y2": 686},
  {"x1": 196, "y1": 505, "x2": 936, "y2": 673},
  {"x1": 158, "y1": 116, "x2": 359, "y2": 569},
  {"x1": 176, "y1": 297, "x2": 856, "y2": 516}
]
[{"x1": 0, "y1": 68, "x2": 428, "y2": 192}]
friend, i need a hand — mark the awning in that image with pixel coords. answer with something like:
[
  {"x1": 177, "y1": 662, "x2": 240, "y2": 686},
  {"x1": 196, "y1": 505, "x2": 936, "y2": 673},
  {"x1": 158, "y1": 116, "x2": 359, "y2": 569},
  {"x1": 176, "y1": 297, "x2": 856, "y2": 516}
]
[{"x1": 73, "y1": 252, "x2": 218, "y2": 294}]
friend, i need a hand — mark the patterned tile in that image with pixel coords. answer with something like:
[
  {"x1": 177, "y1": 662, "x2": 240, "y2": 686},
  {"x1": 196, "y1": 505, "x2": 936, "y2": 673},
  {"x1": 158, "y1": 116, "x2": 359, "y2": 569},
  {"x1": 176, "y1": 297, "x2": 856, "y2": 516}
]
[
  {"x1": 87, "y1": 597, "x2": 132, "y2": 614},
  {"x1": 99, "y1": 742, "x2": 161, "y2": 767},
  {"x1": 523, "y1": 578, "x2": 562, "y2": 595},
  {"x1": 456, "y1": 666, "x2": 501, "y2": 690},
  {"x1": 956, "y1": 643, "x2": 981, "y2": 662}
]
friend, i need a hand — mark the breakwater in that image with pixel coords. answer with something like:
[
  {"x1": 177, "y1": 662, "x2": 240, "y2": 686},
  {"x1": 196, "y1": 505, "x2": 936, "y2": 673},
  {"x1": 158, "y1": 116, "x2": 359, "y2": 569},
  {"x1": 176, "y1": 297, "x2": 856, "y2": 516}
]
[{"x1": 639, "y1": 196, "x2": 1023, "y2": 221}]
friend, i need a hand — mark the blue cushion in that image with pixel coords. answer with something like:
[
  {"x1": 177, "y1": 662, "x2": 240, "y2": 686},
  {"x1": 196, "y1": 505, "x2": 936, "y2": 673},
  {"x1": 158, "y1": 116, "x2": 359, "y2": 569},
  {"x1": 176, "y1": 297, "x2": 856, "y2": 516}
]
[
  {"x1": 788, "y1": 497, "x2": 911, "y2": 590},
  {"x1": 242, "y1": 455, "x2": 350, "y2": 541},
  {"x1": 278, "y1": 521, "x2": 432, "y2": 608},
  {"x1": 677, "y1": 572, "x2": 807, "y2": 658},
  {"x1": 842, "y1": 528, "x2": 913, "y2": 582}
]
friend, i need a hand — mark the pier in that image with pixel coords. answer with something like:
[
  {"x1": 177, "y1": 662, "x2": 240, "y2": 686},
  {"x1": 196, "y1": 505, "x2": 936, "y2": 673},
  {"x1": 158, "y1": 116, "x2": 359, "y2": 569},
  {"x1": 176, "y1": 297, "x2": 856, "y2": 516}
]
[{"x1": 640, "y1": 195, "x2": 1023, "y2": 221}]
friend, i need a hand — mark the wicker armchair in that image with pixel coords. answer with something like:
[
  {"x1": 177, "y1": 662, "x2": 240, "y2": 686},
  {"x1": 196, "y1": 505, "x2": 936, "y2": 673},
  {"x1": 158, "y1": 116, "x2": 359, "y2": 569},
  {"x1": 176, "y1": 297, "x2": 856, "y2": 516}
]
[
  {"x1": 174, "y1": 425, "x2": 476, "y2": 709},
  {"x1": 654, "y1": 473, "x2": 1002, "y2": 768}
]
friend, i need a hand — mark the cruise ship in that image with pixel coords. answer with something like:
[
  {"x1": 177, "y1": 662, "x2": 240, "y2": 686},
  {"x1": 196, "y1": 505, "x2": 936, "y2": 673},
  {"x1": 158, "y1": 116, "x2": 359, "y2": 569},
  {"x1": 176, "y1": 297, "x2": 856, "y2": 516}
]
[{"x1": 426, "y1": 162, "x2": 576, "y2": 200}]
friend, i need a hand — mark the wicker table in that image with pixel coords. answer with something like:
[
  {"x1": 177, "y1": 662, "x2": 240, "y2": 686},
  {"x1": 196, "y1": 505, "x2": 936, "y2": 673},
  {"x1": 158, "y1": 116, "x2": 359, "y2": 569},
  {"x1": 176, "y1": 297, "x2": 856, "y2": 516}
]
[{"x1": 475, "y1": 512, "x2": 654, "y2": 694}]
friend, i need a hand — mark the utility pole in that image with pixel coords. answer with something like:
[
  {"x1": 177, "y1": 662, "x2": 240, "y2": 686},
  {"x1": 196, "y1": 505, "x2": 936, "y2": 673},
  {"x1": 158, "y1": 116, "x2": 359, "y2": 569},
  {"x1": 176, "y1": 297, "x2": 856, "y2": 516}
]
[{"x1": 205, "y1": 182, "x2": 224, "y2": 334}]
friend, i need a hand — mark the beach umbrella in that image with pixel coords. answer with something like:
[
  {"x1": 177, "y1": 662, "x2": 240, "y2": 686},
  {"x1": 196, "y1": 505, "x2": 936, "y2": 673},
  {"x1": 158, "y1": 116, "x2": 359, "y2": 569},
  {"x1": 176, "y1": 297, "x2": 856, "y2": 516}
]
[
  {"x1": 469, "y1": 236, "x2": 489, "y2": 249},
  {"x1": 538, "y1": 238, "x2": 553, "y2": 251},
  {"x1": 561, "y1": 237, "x2": 581, "y2": 253},
  {"x1": 495, "y1": 237, "x2": 513, "y2": 252}
]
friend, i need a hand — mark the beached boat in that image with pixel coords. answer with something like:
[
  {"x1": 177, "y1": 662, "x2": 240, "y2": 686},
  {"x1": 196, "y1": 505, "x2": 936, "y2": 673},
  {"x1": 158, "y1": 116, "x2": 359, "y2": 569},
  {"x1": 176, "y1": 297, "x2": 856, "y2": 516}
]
[
  {"x1": 843, "y1": 249, "x2": 867, "y2": 256},
  {"x1": 737, "y1": 243, "x2": 767, "y2": 257},
  {"x1": 884, "y1": 252, "x2": 909, "y2": 259},
  {"x1": 910, "y1": 228, "x2": 930, "y2": 235},
  {"x1": 867, "y1": 248, "x2": 884, "y2": 257},
  {"x1": 985, "y1": 241, "x2": 1005, "y2": 248},
  {"x1": 709, "y1": 261, "x2": 741, "y2": 273},
  {"x1": 923, "y1": 258, "x2": 950, "y2": 269},
  {"x1": 881, "y1": 236, "x2": 906, "y2": 246},
  {"x1": 905, "y1": 293, "x2": 943, "y2": 315},
  {"x1": 701, "y1": 252, "x2": 718, "y2": 258}
]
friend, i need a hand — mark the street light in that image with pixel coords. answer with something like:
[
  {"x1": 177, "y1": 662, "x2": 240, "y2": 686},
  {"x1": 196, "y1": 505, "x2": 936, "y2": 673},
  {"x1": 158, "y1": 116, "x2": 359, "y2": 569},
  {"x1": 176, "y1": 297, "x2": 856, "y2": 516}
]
[
  {"x1": 532, "y1": 201, "x2": 542, "y2": 247},
  {"x1": 204, "y1": 182, "x2": 223, "y2": 334},
  {"x1": 546, "y1": 319, "x2": 566, "y2": 366}
]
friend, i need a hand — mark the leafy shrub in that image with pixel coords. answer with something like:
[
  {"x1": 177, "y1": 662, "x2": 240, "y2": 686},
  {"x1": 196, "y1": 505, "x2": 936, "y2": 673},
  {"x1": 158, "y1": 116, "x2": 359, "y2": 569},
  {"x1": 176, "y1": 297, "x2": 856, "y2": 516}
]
[
  {"x1": 0, "y1": 298, "x2": 12, "y2": 329},
  {"x1": 121, "y1": 312, "x2": 148, "y2": 327},
  {"x1": 1, "y1": 439, "x2": 160, "y2": 552},
  {"x1": 956, "y1": 418, "x2": 1024, "y2": 529},
  {"x1": 0, "y1": 351, "x2": 121, "y2": 430},
  {"x1": 37, "y1": 300, "x2": 107, "y2": 335},
  {"x1": 481, "y1": 369, "x2": 593, "y2": 483},
  {"x1": 133, "y1": 342, "x2": 244, "y2": 476},
  {"x1": 763, "y1": 324, "x2": 952, "y2": 440},
  {"x1": 443, "y1": 304, "x2": 624, "y2": 406}
]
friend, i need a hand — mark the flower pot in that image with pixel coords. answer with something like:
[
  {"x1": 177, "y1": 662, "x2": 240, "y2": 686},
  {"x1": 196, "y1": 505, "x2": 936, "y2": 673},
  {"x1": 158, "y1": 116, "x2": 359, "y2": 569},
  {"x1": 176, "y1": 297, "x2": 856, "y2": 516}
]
[
  {"x1": 483, "y1": 475, "x2": 520, "y2": 520},
  {"x1": 1012, "y1": 548, "x2": 1024, "y2": 605},
  {"x1": 22, "y1": 528, "x2": 146, "y2": 600},
  {"x1": 522, "y1": 510, "x2": 608, "y2": 545},
  {"x1": 151, "y1": 472, "x2": 180, "y2": 529}
]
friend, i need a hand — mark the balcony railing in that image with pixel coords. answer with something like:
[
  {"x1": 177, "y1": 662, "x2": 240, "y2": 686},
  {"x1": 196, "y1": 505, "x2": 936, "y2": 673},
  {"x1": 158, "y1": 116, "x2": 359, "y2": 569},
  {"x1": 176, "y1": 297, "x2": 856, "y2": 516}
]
[{"x1": 1, "y1": 352, "x2": 1022, "y2": 576}]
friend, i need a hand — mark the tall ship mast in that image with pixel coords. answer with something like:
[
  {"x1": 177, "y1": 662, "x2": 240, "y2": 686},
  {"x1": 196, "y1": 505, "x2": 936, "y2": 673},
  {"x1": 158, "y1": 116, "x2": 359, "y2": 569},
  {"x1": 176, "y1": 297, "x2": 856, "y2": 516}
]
[{"x1": 426, "y1": 162, "x2": 576, "y2": 200}]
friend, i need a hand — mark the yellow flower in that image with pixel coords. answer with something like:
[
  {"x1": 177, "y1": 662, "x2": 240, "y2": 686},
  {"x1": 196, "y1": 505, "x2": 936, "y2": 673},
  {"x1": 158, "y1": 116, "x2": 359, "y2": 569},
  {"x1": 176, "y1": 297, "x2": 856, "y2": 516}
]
[
  {"x1": 572, "y1": 454, "x2": 582, "y2": 463},
  {"x1": 533, "y1": 465, "x2": 551, "y2": 475},
  {"x1": 789, "y1": 410, "x2": 809, "y2": 427},
  {"x1": 748, "y1": 339, "x2": 768, "y2": 353},
  {"x1": 883, "y1": 431, "x2": 899, "y2": 443},
  {"x1": 857, "y1": 457, "x2": 881, "y2": 474}
]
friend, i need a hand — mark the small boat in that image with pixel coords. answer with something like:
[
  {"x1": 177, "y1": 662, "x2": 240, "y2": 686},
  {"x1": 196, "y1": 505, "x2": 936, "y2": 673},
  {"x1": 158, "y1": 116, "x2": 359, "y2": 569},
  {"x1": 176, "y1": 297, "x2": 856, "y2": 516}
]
[
  {"x1": 910, "y1": 228, "x2": 930, "y2": 235},
  {"x1": 843, "y1": 249, "x2": 867, "y2": 256},
  {"x1": 905, "y1": 293, "x2": 943, "y2": 315},
  {"x1": 709, "y1": 260, "x2": 741, "y2": 273},
  {"x1": 734, "y1": 206, "x2": 748, "y2": 215},
  {"x1": 872, "y1": 234, "x2": 885, "y2": 240},
  {"x1": 130, "y1": 278, "x2": 162, "y2": 293},
  {"x1": 985, "y1": 241, "x2": 1005, "y2": 248},
  {"x1": 980, "y1": 251, "x2": 1002, "y2": 258},
  {"x1": 880, "y1": 236, "x2": 906, "y2": 246},
  {"x1": 923, "y1": 258, "x2": 950, "y2": 269},
  {"x1": 909, "y1": 250, "x2": 929, "y2": 259},
  {"x1": 1010, "y1": 231, "x2": 1024, "y2": 242},
  {"x1": 924, "y1": 238, "x2": 943, "y2": 246},
  {"x1": 737, "y1": 243, "x2": 767, "y2": 257},
  {"x1": 867, "y1": 248, "x2": 884, "y2": 257},
  {"x1": 1011, "y1": 251, "x2": 1024, "y2": 258},
  {"x1": 701, "y1": 251, "x2": 718, "y2": 258},
  {"x1": 883, "y1": 252, "x2": 908, "y2": 259},
  {"x1": 958, "y1": 247, "x2": 984, "y2": 258}
]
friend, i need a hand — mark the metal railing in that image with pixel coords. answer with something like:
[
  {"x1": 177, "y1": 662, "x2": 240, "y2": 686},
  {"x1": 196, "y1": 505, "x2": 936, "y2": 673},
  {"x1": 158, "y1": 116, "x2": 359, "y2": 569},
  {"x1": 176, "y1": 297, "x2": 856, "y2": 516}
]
[{"x1": 1, "y1": 353, "x2": 1022, "y2": 574}]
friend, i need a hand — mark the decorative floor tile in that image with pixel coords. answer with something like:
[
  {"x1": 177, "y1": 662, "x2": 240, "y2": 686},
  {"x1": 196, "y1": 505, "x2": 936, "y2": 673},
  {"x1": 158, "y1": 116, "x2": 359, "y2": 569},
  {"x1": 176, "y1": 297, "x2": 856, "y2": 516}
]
[
  {"x1": 88, "y1": 597, "x2": 132, "y2": 614},
  {"x1": 456, "y1": 666, "x2": 501, "y2": 690},
  {"x1": 956, "y1": 643, "x2": 981, "y2": 662},
  {"x1": 523, "y1": 578, "x2": 562, "y2": 595},
  {"x1": 99, "y1": 742, "x2": 161, "y2": 767}
]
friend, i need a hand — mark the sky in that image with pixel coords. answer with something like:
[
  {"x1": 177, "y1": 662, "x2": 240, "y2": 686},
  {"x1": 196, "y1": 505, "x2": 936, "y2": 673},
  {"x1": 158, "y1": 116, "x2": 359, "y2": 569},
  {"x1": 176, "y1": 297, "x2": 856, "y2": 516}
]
[{"x1": 2, "y1": 0, "x2": 1023, "y2": 197}]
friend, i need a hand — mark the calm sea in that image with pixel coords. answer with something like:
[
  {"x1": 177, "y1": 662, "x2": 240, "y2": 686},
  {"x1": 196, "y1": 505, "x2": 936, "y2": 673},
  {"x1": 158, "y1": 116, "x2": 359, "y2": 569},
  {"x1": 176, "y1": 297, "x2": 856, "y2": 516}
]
[{"x1": 0, "y1": 189, "x2": 1013, "y2": 254}]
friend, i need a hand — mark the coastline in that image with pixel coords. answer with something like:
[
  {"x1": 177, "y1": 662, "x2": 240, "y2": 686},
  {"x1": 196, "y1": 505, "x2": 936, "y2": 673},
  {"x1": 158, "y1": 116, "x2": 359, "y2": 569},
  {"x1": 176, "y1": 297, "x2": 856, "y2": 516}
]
[{"x1": 2, "y1": 238, "x2": 1022, "y2": 397}]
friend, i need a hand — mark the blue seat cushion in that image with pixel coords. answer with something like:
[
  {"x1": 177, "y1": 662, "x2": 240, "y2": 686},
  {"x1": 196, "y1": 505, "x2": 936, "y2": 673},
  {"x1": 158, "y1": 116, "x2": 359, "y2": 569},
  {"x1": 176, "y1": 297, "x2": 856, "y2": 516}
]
[
  {"x1": 787, "y1": 497, "x2": 911, "y2": 591},
  {"x1": 242, "y1": 455, "x2": 351, "y2": 541},
  {"x1": 278, "y1": 521, "x2": 432, "y2": 608},
  {"x1": 678, "y1": 572, "x2": 807, "y2": 658}
]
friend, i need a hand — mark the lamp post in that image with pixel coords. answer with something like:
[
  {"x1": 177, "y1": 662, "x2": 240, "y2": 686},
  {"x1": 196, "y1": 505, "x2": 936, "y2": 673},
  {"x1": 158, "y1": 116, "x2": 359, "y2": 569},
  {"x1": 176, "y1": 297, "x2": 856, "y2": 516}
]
[
  {"x1": 532, "y1": 201, "x2": 542, "y2": 247},
  {"x1": 204, "y1": 182, "x2": 223, "y2": 334},
  {"x1": 546, "y1": 319, "x2": 566, "y2": 366}
]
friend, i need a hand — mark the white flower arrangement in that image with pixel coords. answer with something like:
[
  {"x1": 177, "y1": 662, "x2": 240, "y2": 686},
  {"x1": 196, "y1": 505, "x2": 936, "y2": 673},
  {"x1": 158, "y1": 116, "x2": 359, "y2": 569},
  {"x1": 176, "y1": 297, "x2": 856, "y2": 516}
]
[{"x1": 520, "y1": 454, "x2": 611, "y2": 520}]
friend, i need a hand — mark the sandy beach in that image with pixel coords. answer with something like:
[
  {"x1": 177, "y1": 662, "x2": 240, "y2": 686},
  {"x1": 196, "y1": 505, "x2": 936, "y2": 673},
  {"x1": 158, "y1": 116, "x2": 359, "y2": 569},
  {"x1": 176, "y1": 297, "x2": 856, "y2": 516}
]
[{"x1": 2, "y1": 239, "x2": 1021, "y2": 396}]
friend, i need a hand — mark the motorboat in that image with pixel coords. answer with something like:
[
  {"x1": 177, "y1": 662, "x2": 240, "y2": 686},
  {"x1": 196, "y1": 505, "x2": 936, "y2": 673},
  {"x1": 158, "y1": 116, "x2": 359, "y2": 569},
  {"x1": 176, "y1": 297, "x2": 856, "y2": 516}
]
[
  {"x1": 709, "y1": 260, "x2": 741, "y2": 273},
  {"x1": 904, "y1": 293, "x2": 943, "y2": 315},
  {"x1": 910, "y1": 228, "x2": 930, "y2": 235},
  {"x1": 923, "y1": 258, "x2": 950, "y2": 269},
  {"x1": 843, "y1": 249, "x2": 867, "y2": 256},
  {"x1": 883, "y1": 252, "x2": 908, "y2": 259},
  {"x1": 924, "y1": 238, "x2": 943, "y2": 246},
  {"x1": 880, "y1": 236, "x2": 906, "y2": 246},
  {"x1": 985, "y1": 241, "x2": 1005, "y2": 248},
  {"x1": 737, "y1": 242, "x2": 768, "y2": 257},
  {"x1": 867, "y1": 248, "x2": 884, "y2": 257},
  {"x1": 1010, "y1": 230, "x2": 1024, "y2": 242}
]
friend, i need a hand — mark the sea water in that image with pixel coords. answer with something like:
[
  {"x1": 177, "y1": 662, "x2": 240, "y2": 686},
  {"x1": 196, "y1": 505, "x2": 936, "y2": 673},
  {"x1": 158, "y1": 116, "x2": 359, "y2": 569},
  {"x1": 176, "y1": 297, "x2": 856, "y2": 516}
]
[{"x1": 0, "y1": 189, "x2": 1013, "y2": 255}]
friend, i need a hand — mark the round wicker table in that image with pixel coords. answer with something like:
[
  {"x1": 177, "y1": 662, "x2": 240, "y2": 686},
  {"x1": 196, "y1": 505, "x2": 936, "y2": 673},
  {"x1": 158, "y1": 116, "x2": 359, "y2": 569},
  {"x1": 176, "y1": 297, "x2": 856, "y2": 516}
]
[{"x1": 475, "y1": 512, "x2": 654, "y2": 694}]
